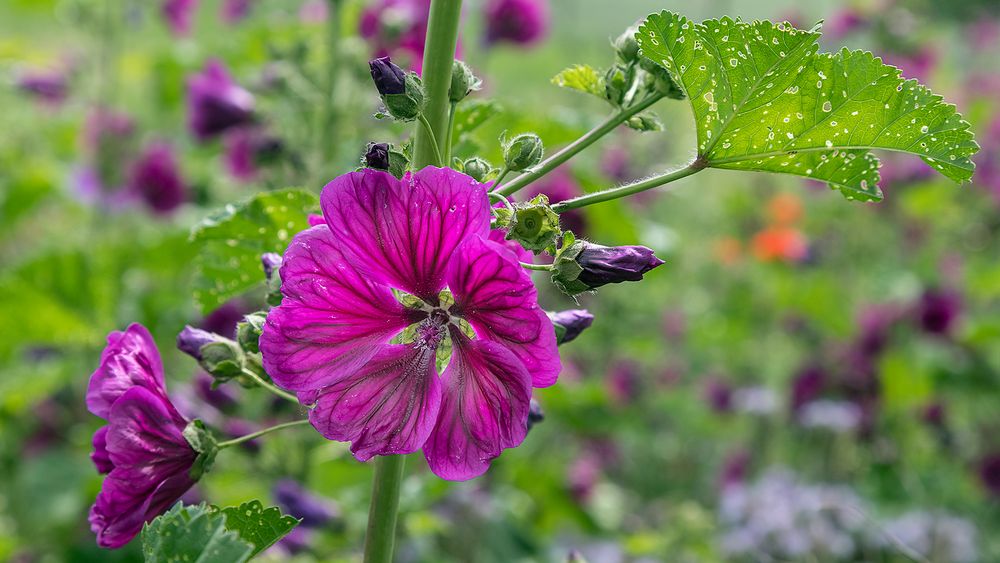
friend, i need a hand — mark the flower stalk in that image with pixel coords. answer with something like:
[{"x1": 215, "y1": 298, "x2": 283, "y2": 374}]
[
  {"x1": 240, "y1": 367, "x2": 300, "y2": 404},
  {"x1": 552, "y1": 159, "x2": 706, "y2": 212},
  {"x1": 216, "y1": 419, "x2": 312, "y2": 449},
  {"x1": 363, "y1": 455, "x2": 406, "y2": 563}
]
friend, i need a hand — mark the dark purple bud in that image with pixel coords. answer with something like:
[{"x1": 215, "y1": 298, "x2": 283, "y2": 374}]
[
  {"x1": 577, "y1": 242, "x2": 664, "y2": 288},
  {"x1": 369, "y1": 56, "x2": 406, "y2": 96},
  {"x1": 548, "y1": 309, "x2": 594, "y2": 344},
  {"x1": 526, "y1": 398, "x2": 544, "y2": 432},
  {"x1": 364, "y1": 142, "x2": 391, "y2": 170},
  {"x1": 789, "y1": 364, "x2": 826, "y2": 413},
  {"x1": 128, "y1": 141, "x2": 187, "y2": 215},
  {"x1": 483, "y1": 0, "x2": 550, "y2": 46},
  {"x1": 261, "y1": 253, "x2": 282, "y2": 280},
  {"x1": 978, "y1": 454, "x2": 1000, "y2": 498},
  {"x1": 274, "y1": 479, "x2": 339, "y2": 528},
  {"x1": 704, "y1": 378, "x2": 733, "y2": 413},
  {"x1": 187, "y1": 59, "x2": 255, "y2": 141},
  {"x1": 917, "y1": 289, "x2": 961, "y2": 336},
  {"x1": 177, "y1": 326, "x2": 218, "y2": 361}
]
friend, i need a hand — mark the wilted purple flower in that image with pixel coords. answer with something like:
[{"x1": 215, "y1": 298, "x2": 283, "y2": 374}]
[
  {"x1": 916, "y1": 288, "x2": 961, "y2": 336},
  {"x1": 369, "y1": 56, "x2": 407, "y2": 96},
  {"x1": 187, "y1": 59, "x2": 255, "y2": 141},
  {"x1": 359, "y1": 0, "x2": 431, "y2": 69},
  {"x1": 548, "y1": 309, "x2": 594, "y2": 344},
  {"x1": 127, "y1": 141, "x2": 186, "y2": 214},
  {"x1": 87, "y1": 324, "x2": 198, "y2": 548},
  {"x1": 16, "y1": 68, "x2": 69, "y2": 106},
  {"x1": 221, "y1": 0, "x2": 253, "y2": 24},
  {"x1": 260, "y1": 167, "x2": 560, "y2": 480},
  {"x1": 979, "y1": 454, "x2": 1000, "y2": 498},
  {"x1": 704, "y1": 378, "x2": 733, "y2": 413},
  {"x1": 524, "y1": 167, "x2": 587, "y2": 236},
  {"x1": 274, "y1": 479, "x2": 339, "y2": 527},
  {"x1": 162, "y1": 0, "x2": 198, "y2": 36},
  {"x1": 574, "y1": 242, "x2": 664, "y2": 289},
  {"x1": 790, "y1": 365, "x2": 826, "y2": 414},
  {"x1": 483, "y1": 0, "x2": 550, "y2": 46}
]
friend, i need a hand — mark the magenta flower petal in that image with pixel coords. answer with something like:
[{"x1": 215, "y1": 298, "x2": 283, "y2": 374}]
[
  {"x1": 91, "y1": 426, "x2": 113, "y2": 474},
  {"x1": 320, "y1": 167, "x2": 490, "y2": 301},
  {"x1": 307, "y1": 345, "x2": 441, "y2": 461},
  {"x1": 86, "y1": 323, "x2": 166, "y2": 419},
  {"x1": 424, "y1": 331, "x2": 532, "y2": 480},
  {"x1": 260, "y1": 225, "x2": 417, "y2": 392},
  {"x1": 447, "y1": 236, "x2": 561, "y2": 387}
]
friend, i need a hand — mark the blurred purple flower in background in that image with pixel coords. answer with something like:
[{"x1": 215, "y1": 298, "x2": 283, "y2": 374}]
[
  {"x1": 86, "y1": 324, "x2": 199, "y2": 548},
  {"x1": 162, "y1": 0, "x2": 198, "y2": 36},
  {"x1": 274, "y1": 479, "x2": 339, "y2": 527},
  {"x1": 719, "y1": 450, "x2": 750, "y2": 489},
  {"x1": 299, "y1": 0, "x2": 328, "y2": 24},
  {"x1": 193, "y1": 372, "x2": 239, "y2": 413},
  {"x1": 790, "y1": 364, "x2": 826, "y2": 414},
  {"x1": 978, "y1": 454, "x2": 1000, "y2": 498},
  {"x1": 704, "y1": 377, "x2": 733, "y2": 413},
  {"x1": 359, "y1": 0, "x2": 431, "y2": 69},
  {"x1": 16, "y1": 67, "x2": 69, "y2": 106},
  {"x1": 915, "y1": 288, "x2": 961, "y2": 337},
  {"x1": 127, "y1": 141, "x2": 187, "y2": 215},
  {"x1": 607, "y1": 360, "x2": 641, "y2": 406},
  {"x1": 200, "y1": 299, "x2": 251, "y2": 338},
  {"x1": 824, "y1": 8, "x2": 867, "y2": 40},
  {"x1": 187, "y1": 59, "x2": 255, "y2": 141},
  {"x1": 601, "y1": 145, "x2": 633, "y2": 183},
  {"x1": 882, "y1": 47, "x2": 938, "y2": 83},
  {"x1": 524, "y1": 167, "x2": 587, "y2": 236},
  {"x1": 224, "y1": 127, "x2": 283, "y2": 182},
  {"x1": 483, "y1": 0, "x2": 549, "y2": 46},
  {"x1": 221, "y1": 0, "x2": 253, "y2": 24}
]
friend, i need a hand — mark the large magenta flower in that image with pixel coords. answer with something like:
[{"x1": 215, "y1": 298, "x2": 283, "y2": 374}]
[
  {"x1": 86, "y1": 324, "x2": 198, "y2": 548},
  {"x1": 261, "y1": 167, "x2": 560, "y2": 480}
]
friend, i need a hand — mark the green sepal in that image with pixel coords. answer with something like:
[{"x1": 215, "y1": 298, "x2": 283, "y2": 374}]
[
  {"x1": 183, "y1": 420, "x2": 219, "y2": 481},
  {"x1": 506, "y1": 194, "x2": 562, "y2": 253},
  {"x1": 549, "y1": 232, "x2": 591, "y2": 297},
  {"x1": 199, "y1": 340, "x2": 245, "y2": 382},
  {"x1": 236, "y1": 312, "x2": 266, "y2": 354},
  {"x1": 381, "y1": 72, "x2": 425, "y2": 122},
  {"x1": 387, "y1": 146, "x2": 410, "y2": 179}
]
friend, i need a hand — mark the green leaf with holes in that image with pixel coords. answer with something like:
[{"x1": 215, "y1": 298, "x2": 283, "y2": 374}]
[
  {"x1": 637, "y1": 12, "x2": 978, "y2": 201},
  {"x1": 218, "y1": 500, "x2": 300, "y2": 557},
  {"x1": 142, "y1": 503, "x2": 253, "y2": 563},
  {"x1": 191, "y1": 188, "x2": 319, "y2": 313},
  {"x1": 552, "y1": 64, "x2": 605, "y2": 98}
]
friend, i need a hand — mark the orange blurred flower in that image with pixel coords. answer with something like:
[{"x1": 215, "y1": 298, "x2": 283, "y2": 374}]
[
  {"x1": 767, "y1": 193, "x2": 803, "y2": 226},
  {"x1": 751, "y1": 226, "x2": 809, "y2": 263}
]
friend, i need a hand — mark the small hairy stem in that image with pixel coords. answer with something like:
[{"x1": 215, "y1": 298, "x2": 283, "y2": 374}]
[
  {"x1": 520, "y1": 262, "x2": 553, "y2": 271},
  {"x1": 417, "y1": 114, "x2": 445, "y2": 166},
  {"x1": 240, "y1": 367, "x2": 300, "y2": 404},
  {"x1": 363, "y1": 455, "x2": 406, "y2": 563},
  {"x1": 444, "y1": 101, "x2": 458, "y2": 164},
  {"x1": 496, "y1": 93, "x2": 665, "y2": 196},
  {"x1": 489, "y1": 191, "x2": 514, "y2": 212},
  {"x1": 491, "y1": 167, "x2": 511, "y2": 189},
  {"x1": 217, "y1": 419, "x2": 311, "y2": 449},
  {"x1": 552, "y1": 160, "x2": 705, "y2": 212}
]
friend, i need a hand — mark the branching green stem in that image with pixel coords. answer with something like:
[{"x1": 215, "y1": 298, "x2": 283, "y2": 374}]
[
  {"x1": 496, "y1": 93, "x2": 665, "y2": 196},
  {"x1": 552, "y1": 160, "x2": 706, "y2": 212},
  {"x1": 217, "y1": 419, "x2": 311, "y2": 449},
  {"x1": 240, "y1": 367, "x2": 300, "y2": 404}
]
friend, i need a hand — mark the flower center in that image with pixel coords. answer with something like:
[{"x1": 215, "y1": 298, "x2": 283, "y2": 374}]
[{"x1": 414, "y1": 308, "x2": 450, "y2": 351}]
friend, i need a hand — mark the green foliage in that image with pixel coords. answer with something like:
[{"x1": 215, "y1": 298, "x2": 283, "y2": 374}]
[
  {"x1": 142, "y1": 503, "x2": 253, "y2": 563},
  {"x1": 637, "y1": 11, "x2": 979, "y2": 201},
  {"x1": 191, "y1": 188, "x2": 318, "y2": 313},
  {"x1": 218, "y1": 500, "x2": 300, "y2": 557},
  {"x1": 552, "y1": 64, "x2": 605, "y2": 98},
  {"x1": 453, "y1": 99, "x2": 502, "y2": 141}
]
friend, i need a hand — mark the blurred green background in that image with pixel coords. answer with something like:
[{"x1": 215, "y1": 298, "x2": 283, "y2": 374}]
[{"x1": 2, "y1": 0, "x2": 1000, "y2": 561}]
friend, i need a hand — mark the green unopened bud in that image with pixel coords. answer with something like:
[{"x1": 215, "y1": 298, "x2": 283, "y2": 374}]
[
  {"x1": 382, "y1": 72, "x2": 425, "y2": 121},
  {"x1": 625, "y1": 112, "x2": 663, "y2": 132},
  {"x1": 613, "y1": 26, "x2": 640, "y2": 63},
  {"x1": 462, "y1": 157, "x2": 493, "y2": 183},
  {"x1": 506, "y1": 194, "x2": 561, "y2": 253},
  {"x1": 449, "y1": 60, "x2": 481, "y2": 103},
  {"x1": 237, "y1": 312, "x2": 267, "y2": 354},
  {"x1": 501, "y1": 132, "x2": 544, "y2": 171},
  {"x1": 183, "y1": 419, "x2": 218, "y2": 481},
  {"x1": 604, "y1": 63, "x2": 634, "y2": 107},
  {"x1": 199, "y1": 340, "x2": 245, "y2": 382},
  {"x1": 639, "y1": 57, "x2": 685, "y2": 100}
]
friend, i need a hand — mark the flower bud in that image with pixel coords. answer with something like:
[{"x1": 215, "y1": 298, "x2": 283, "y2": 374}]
[
  {"x1": 364, "y1": 142, "x2": 391, "y2": 170},
  {"x1": 462, "y1": 157, "x2": 493, "y2": 183},
  {"x1": 501, "y1": 132, "x2": 543, "y2": 171},
  {"x1": 548, "y1": 309, "x2": 594, "y2": 344},
  {"x1": 262, "y1": 253, "x2": 283, "y2": 306},
  {"x1": 604, "y1": 63, "x2": 633, "y2": 106},
  {"x1": 368, "y1": 56, "x2": 406, "y2": 95},
  {"x1": 527, "y1": 398, "x2": 545, "y2": 432},
  {"x1": 369, "y1": 57, "x2": 425, "y2": 121},
  {"x1": 639, "y1": 57, "x2": 685, "y2": 99},
  {"x1": 506, "y1": 194, "x2": 561, "y2": 253},
  {"x1": 177, "y1": 326, "x2": 244, "y2": 381},
  {"x1": 237, "y1": 311, "x2": 267, "y2": 354},
  {"x1": 613, "y1": 26, "x2": 640, "y2": 63},
  {"x1": 449, "y1": 60, "x2": 481, "y2": 103},
  {"x1": 262, "y1": 252, "x2": 282, "y2": 280},
  {"x1": 552, "y1": 237, "x2": 664, "y2": 296}
]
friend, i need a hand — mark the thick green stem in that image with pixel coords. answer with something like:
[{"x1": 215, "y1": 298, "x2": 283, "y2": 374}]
[
  {"x1": 552, "y1": 160, "x2": 705, "y2": 212},
  {"x1": 496, "y1": 93, "x2": 665, "y2": 196},
  {"x1": 412, "y1": 0, "x2": 463, "y2": 168},
  {"x1": 217, "y1": 419, "x2": 310, "y2": 449},
  {"x1": 363, "y1": 455, "x2": 406, "y2": 563}
]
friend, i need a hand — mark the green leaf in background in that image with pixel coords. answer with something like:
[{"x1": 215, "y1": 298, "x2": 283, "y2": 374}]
[
  {"x1": 637, "y1": 12, "x2": 978, "y2": 201},
  {"x1": 552, "y1": 64, "x2": 605, "y2": 98},
  {"x1": 142, "y1": 503, "x2": 253, "y2": 563},
  {"x1": 191, "y1": 188, "x2": 319, "y2": 313},
  {"x1": 217, "y1": 500, "x2": 300, "y2": 557},
  {"x1": 453, "y1": 99, "x2": 502, "y2": 141}
]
